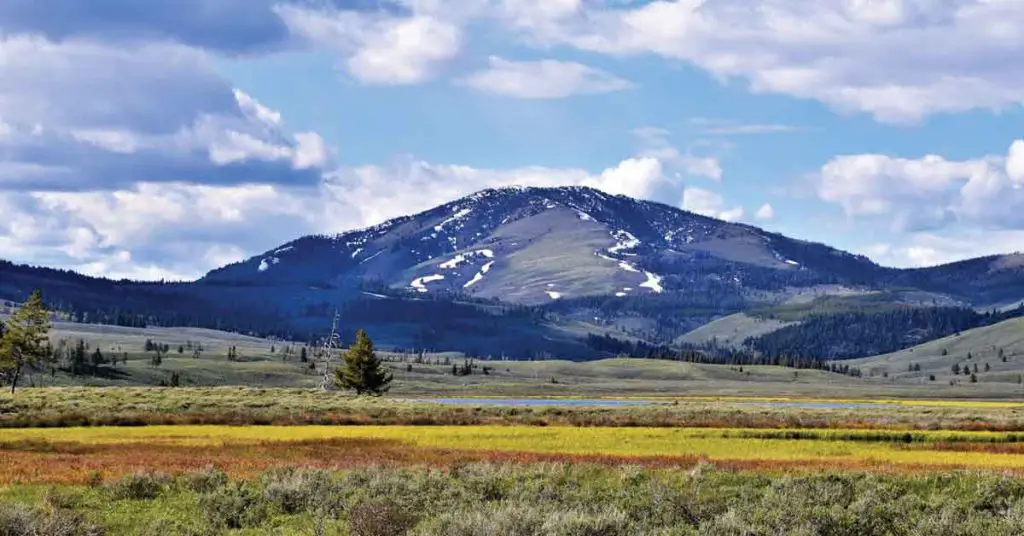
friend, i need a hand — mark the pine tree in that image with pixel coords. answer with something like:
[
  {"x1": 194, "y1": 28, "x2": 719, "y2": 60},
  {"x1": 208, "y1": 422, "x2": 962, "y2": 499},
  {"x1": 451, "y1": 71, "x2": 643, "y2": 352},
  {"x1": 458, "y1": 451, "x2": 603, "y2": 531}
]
[
  {"x1": 0, "y1": 290, "x2": 52, "y2": 394},
  {"x1": 334, "y1": 330, "x2": 392, "y2": 396},
  {"x1": 985, "y1": 362, "x2": 991, "y2": 372},
  {"x1": 71, "y1": 339, "x2": 87, "y2": 376},
  {"x1": 90, "y1": 347, "x2": 105, "y2": 375},
  {"x1": 952, "y1": 363, "x2": 961, "y2": 375},
  {"x1": 970, "y1": 373, "x2": 978, "y2": 383}
]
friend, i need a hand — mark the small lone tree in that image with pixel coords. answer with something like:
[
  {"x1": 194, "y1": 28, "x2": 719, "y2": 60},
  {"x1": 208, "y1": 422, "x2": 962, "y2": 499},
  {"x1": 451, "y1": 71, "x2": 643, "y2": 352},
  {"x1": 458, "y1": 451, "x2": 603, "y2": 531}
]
[
  {"x1": 0, "y1": 290, "x2": 52, "y2": 394},
  {"x1": 334, "y1": 330, "x2": 392, "y2": 396}
]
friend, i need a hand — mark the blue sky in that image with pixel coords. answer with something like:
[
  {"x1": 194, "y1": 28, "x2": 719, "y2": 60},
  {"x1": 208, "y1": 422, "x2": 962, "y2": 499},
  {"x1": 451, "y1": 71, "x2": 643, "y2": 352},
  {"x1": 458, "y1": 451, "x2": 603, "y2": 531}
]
[{"x1": 2, "y1": 0, "x2": 1024, "y2": 280}]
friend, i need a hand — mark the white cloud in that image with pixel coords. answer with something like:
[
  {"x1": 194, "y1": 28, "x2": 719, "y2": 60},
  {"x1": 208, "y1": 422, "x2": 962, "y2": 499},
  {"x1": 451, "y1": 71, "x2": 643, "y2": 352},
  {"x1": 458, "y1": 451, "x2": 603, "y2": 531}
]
[
  {"x1": 689, "y1": 118, "x2": 803, "y2": 136},
  {"x1": 631, "y1": 126, "x2": 723, "y2": 180},
  {"x1": 681, "y1": 187, "x2": 744, "y2": 222},
  {"x1": 1009, "y1": 140, "x2": 1024, "y2": 185},
  {"x1": 582, "y1": 157, "x2": 664, "y2": 199},
  {"x1": 816, "y1": 140, "x2": 1024, "y2": 231},
  {"x1": 0, "y1": 35, "x2": 328, "y2": 192},
  {"x1": 861, "y1": 231, "x2": 1024, "y2": 269},
  {"x1": 504, "y1": 0, "x2": 1024, "y2": 122},
  {"x1": 276, "y1": 5, "x2": 462, "y2": 85},
  {"x1": 755, "y1": 203, "x2": 775, "y2": 221},
  {"x1": 459, "y1": 56, "x2": 634, "y2": 99}
]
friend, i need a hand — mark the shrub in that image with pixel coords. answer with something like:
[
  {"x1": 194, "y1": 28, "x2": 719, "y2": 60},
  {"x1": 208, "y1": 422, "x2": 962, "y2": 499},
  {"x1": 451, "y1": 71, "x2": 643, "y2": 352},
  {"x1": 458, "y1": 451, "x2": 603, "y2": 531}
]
[
  {"x1": 543, "y1": 508, "x2": 631, "y2": 536},
  {"x1": 347, "y1": 498, "x2": 418, "y2": 536},
  {"x1": 108, "y1": 472, "x2": 172, "y2": 500},
  {"x1": 198, "y1": 482, "x2": 270, "y2": 529},
  {"x1": 180, "y1": 467, "x2": 229, "y2": 494},
  {"x1": 412, "y1": 505, "x2": 545, "y2": 536},
  {"x1": 0, "y1": 503, "x2": 104, "y2": 536},
  {"x1": 261, "y1": 468, "x2": 342, "y2": 516}
]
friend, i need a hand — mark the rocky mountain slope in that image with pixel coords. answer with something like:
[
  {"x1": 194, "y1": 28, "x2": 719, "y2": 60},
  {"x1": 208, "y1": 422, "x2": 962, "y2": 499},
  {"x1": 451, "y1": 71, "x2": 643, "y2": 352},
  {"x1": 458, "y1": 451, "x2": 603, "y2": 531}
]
[{"x1": 203, "y1": 186, "x2": 883, "y2": 304}]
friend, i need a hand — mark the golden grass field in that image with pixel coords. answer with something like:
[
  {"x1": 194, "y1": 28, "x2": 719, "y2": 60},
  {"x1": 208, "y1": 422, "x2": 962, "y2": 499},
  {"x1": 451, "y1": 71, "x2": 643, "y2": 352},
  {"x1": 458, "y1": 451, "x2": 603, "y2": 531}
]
[{"x1": 8, "y1": 423, "x2": 1024, "y2": 485}]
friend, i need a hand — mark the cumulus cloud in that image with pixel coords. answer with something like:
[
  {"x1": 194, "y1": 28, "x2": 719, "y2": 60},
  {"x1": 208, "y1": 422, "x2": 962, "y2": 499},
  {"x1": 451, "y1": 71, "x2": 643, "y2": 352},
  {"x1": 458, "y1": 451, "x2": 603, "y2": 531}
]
[
  {"x1": 755, "y1": 203, "x2": 775, "y2": 221},
  {"x1": 862, "y1": 231, "x2": 1024, "y2": 269},
  {"x1": 0, "y1": 0, "x2": 293, "y2": 53},
  {"x1": 631, "y1": 126, "x2": 723, "y2": 181},
  {"x1": 681, "y1": 187, "x2": 744, "y2": 222},
  {"x1": 0, "y1": 35, "x2": 329, "y2": 192},
  {"x1": 816, "y1": 140, "x2": 1024, "y2": 231},
  {"x1": 275, "y1": 4, "x2": 463, "y2": 85},
  {"x1": 459, "y1": 56, "x2": 634, "y2": 99},
  {"x1": 0, "y1": 182, "x2": 321, "y2": 280},
  {"x1": 501, "y1": 0, "x2": 1024, "y2": 122}
]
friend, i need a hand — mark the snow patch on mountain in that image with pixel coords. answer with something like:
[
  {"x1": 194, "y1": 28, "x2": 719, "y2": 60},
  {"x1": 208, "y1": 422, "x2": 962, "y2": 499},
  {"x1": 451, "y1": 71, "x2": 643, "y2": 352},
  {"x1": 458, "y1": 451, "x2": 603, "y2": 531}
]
[
  {"x1": 640, "y1": 272, "x2": 663, "y2": 293},
  {"x1": 608, "y1": 230, "x2": 640, "y2": 255},
  {"x1": 351, "y1": 248, "x2": 363, "y2": 259},
  {"x1": 439, "y1": 249, "x2": 494, "y2": 269},
  {"x1": 619, "y1": 261, "x2": 640, "y2": 273},
  {"x1": 434, "y1": 207, "x2": 472, "y2": 232},
  {"x1": 546, "y1": 291, "x2": 563, "y2": 300},
  {"x1": 411, "y1": 274, "x2": 445, "y2": 292},
  {"x1": 257, "y1": 257, "x2": 280, "y2": 273},
  {"x1": 361, "y1": 250, "x2": 383, "y2": 264},
  {"x1": 464, "y1": 261, "x2": 495, "y2": 289}
]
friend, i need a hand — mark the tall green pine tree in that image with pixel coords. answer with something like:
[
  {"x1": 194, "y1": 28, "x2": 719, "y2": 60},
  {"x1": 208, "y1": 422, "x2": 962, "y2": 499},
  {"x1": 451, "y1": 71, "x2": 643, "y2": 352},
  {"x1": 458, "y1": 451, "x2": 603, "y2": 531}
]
[{"x1": 334, "y1": 330, "x2": 392, "y2": 396}]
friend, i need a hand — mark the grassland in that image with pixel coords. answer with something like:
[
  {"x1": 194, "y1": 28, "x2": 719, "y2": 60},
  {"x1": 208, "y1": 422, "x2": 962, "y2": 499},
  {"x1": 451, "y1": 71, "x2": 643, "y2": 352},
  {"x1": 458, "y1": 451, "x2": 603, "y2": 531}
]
[
  {"x1": 849, "y1": 316, "x2": 1024, "y2": 385},
  {"x1": 11, "y1": 463, "x2": 1024, "y2": 535},
  {"x1": 25, "y1": 317, "x2": 1024, "y2": 399},
  {"x1": 8, "y1": 387, "x2": 1024, "y2": 430}
]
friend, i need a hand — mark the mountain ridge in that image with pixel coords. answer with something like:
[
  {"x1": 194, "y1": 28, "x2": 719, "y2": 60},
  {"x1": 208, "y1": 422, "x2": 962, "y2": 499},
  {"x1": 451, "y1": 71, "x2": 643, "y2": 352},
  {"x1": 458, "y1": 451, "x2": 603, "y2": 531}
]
[{"x1": 3, "y1": 185, "x2": 1024, "y2": 359}]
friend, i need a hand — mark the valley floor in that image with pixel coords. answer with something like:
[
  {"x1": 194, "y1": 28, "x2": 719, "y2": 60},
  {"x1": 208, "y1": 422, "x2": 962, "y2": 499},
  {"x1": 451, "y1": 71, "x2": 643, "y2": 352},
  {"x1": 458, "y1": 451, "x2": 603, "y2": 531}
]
[{"x1": 6, "y1": 388, "x2": 1024, "y2": 534}]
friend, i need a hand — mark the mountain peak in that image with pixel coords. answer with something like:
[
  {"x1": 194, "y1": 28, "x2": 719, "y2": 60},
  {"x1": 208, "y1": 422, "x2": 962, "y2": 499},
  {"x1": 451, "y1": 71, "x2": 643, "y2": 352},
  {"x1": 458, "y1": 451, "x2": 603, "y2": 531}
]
[{"x1": 202, "y1": 186, "x2": 880, "y2": 305}]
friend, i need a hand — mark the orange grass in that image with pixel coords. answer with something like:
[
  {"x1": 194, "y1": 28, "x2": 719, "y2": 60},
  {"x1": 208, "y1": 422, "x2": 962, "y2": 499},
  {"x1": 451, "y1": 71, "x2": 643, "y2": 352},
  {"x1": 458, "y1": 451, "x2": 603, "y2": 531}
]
[{"x1": 2, "y1": 437, "x2": 1018, "y2": 485}]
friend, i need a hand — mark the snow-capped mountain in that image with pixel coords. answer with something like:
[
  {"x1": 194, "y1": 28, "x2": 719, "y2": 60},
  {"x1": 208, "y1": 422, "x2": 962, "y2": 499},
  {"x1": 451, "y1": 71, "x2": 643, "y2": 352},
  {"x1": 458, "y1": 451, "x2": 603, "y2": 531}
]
[{"x1": 202, "y1": 186, "x2": 881, "y2": 304}]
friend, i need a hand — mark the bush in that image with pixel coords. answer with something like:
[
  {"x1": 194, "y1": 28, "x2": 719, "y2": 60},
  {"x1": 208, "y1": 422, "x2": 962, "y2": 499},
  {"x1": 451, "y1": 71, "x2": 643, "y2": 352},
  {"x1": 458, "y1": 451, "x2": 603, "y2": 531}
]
[
  {"x1": 198, "y1": 482, "x2": 270, "y2": 529},
  {"x1": 347, "y1": 498, "x2": 418, "y2": 536},
  {"x1": 261, "y1": 468, "x2": 342, "y2": 516},
  {"x1": 180, "y1": 468, "x2": 229, "y2": 494},
  {"x1": 412, "y1": 505, "x2": 545, "y2": 536},
  {"x1": 543, "y1": 509, "x2": 631, "y2": 536},
  {"x1": 108, "y1": 472, "x2": 172, "y2": 500},
  {"x1": 0, "y1": 503, "x2": 104, "y2": 536}
]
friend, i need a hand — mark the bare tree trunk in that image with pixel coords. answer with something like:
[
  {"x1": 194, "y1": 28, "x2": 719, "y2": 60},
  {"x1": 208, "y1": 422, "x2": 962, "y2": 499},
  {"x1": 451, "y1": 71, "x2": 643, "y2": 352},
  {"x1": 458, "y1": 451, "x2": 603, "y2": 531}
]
[{"x1": 9, "y1": 364, "x2": 21, "y2": 395}]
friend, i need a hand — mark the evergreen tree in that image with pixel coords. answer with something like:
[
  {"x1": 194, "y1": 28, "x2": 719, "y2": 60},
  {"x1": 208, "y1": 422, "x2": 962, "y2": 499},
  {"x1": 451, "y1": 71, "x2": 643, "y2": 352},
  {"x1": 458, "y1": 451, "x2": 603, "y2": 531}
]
[
  {"x1": 71, "y1": 339, "x2": 87, "y2": 376},
  {"x1": 300, "y1": 347, "x2": 308, "y2": 362},
  {"x1": 334, "y1": 330, "x2": 392, "y2": 395},
  {"x1": 952, "y1": 363, "x2": 961, "y2": 375},
  {"x1": 985, "y1": 362, "x2": 991, "y2": 372},
  {"x1": 0, "y1": 290, "x2": 52, "y2": 394},
  {"x1": 970, "y1": 373, "x2": 978, "y2": 383},
  {"x1": 90, "y1": 347, "x2": 105, "y2": 375}
]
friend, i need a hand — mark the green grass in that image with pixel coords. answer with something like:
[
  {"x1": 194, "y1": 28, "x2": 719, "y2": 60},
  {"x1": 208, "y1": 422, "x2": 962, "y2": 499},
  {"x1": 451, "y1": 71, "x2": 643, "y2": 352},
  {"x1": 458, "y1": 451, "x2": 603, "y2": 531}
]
[
  {"x1": 13, "y1": 316, "x2": 1024, "y2": 398},
  {"x1": 7, "y1": 464, "x2": 1024, "y2": 535},
  {"x1": 847, "y1": 317, "x2": 1024, "y2": 384},
  {"x1": 7, "y1": 387, "x2": 1024, "y2": 430}
]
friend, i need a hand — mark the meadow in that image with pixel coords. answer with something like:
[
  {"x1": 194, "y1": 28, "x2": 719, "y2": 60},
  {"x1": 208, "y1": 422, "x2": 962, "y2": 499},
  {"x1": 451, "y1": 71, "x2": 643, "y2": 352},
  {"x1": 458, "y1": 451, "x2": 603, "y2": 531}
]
[
  {"x1": 7, "y1": 387, "x2": 1024, "y2": 430},
  {"x1": 6, "y1": 463, "x2": 1024, "y2": 535}
]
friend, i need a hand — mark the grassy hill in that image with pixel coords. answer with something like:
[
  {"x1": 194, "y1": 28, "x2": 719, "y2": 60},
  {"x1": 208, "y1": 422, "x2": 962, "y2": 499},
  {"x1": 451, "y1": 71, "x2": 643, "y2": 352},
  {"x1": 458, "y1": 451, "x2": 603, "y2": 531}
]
[
  {"x1": 676, "y1": 313, "x2": 793, "y2": 348},
  {"x1": 844, "y1": 317, "x2": 1024, "y2": 386}
]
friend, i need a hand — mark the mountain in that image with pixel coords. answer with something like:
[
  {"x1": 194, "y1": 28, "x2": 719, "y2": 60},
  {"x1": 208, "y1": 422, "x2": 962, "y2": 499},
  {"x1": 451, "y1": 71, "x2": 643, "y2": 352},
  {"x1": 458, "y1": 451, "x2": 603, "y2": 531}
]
[
  {"x1": 4, "y1": 186, "x2": 1024, "y2": 359},
  {"x1": 202, "y1": 186, "x2": 880, "y2": 304}
]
